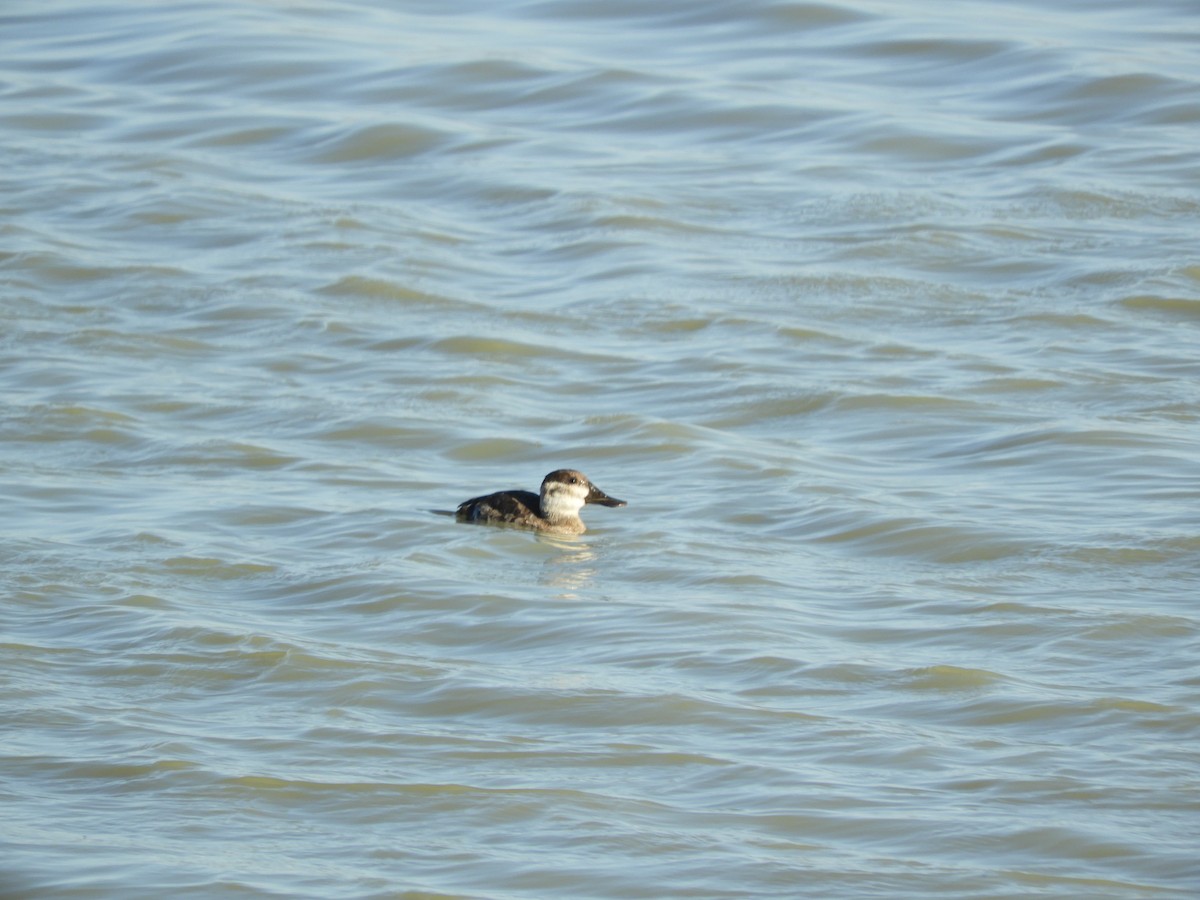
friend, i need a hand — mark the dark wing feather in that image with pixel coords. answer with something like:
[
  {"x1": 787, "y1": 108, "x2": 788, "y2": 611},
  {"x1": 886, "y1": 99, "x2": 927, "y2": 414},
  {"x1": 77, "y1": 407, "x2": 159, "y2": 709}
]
[{"x1": 456, "y1": 490, "x2": 542, "y2": 524}]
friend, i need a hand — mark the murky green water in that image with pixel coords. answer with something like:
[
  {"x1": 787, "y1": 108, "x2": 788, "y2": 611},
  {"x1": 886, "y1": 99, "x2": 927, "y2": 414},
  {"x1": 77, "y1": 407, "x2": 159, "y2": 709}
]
[{"x1": 3, "y1": 1, "x2": 1199, "y2": 897}]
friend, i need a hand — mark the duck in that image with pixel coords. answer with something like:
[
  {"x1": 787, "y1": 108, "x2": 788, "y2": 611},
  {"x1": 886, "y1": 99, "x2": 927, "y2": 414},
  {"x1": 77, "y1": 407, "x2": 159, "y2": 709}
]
[{"x1": 455, "y1": 469, "x2": 626, "y2": 534}]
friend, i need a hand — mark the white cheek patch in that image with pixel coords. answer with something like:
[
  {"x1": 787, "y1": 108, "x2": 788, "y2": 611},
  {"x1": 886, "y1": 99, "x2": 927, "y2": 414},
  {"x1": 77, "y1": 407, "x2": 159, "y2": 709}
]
[{"x1": 542, "y1": 483, "x2": 587, "y2": 518}]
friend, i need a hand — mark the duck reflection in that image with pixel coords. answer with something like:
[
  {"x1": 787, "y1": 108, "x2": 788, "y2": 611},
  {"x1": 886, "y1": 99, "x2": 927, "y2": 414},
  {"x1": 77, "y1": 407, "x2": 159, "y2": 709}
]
[{"x1": 535, "y1": 531, "x2": 601, "y2": 598}]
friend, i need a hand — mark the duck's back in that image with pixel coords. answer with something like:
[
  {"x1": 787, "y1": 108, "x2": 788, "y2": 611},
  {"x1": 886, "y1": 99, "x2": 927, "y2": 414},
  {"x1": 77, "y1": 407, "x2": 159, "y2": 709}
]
[{"x1": 456, "y1": 489, "x2": 543, "y2": 527}]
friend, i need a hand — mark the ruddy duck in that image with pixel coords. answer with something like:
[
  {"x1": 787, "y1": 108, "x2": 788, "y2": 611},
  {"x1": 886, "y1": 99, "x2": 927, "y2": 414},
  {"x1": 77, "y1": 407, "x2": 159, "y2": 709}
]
[{"x1": 455, "y1": 469, "x2": 626, "y2": 534}]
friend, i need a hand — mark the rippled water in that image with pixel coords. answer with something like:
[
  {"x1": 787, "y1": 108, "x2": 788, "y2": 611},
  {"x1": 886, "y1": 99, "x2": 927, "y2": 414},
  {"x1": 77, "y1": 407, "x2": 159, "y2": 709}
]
[{"x1": 4, "y1": 0, "x2": 1199, "y2": 897}]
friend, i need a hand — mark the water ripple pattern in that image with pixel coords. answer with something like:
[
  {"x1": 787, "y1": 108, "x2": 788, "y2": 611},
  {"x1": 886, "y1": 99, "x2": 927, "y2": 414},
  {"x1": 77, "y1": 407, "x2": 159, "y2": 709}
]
[{"x1": 3, "y1": 0, "x2": 1199, "y2": 897}]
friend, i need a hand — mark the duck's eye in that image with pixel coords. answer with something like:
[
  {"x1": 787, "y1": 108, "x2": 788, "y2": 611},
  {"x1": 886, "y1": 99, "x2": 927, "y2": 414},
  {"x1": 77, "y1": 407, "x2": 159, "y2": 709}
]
[{"x1": 569, "y1": 477, "x2": 578, "y2": 484}]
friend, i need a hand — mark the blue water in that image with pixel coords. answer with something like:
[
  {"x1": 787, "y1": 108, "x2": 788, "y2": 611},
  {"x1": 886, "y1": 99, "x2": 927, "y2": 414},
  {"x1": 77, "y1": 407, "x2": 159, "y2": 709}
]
[{"x1": 3, "y1": 0, "x2": 1199, "y2": 897}]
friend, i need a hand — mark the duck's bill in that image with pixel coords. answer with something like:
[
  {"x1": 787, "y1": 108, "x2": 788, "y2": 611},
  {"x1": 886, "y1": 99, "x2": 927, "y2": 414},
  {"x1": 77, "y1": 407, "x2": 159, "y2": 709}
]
[{"x1": 587, "y1": 485, "x2": 627, "y2": 507}]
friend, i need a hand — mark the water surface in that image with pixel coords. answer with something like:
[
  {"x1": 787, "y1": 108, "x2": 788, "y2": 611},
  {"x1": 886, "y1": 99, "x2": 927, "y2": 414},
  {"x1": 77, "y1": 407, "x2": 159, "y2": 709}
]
[{"x1": 3, "y1": 0, "x2": 1199, "y2": 897}]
